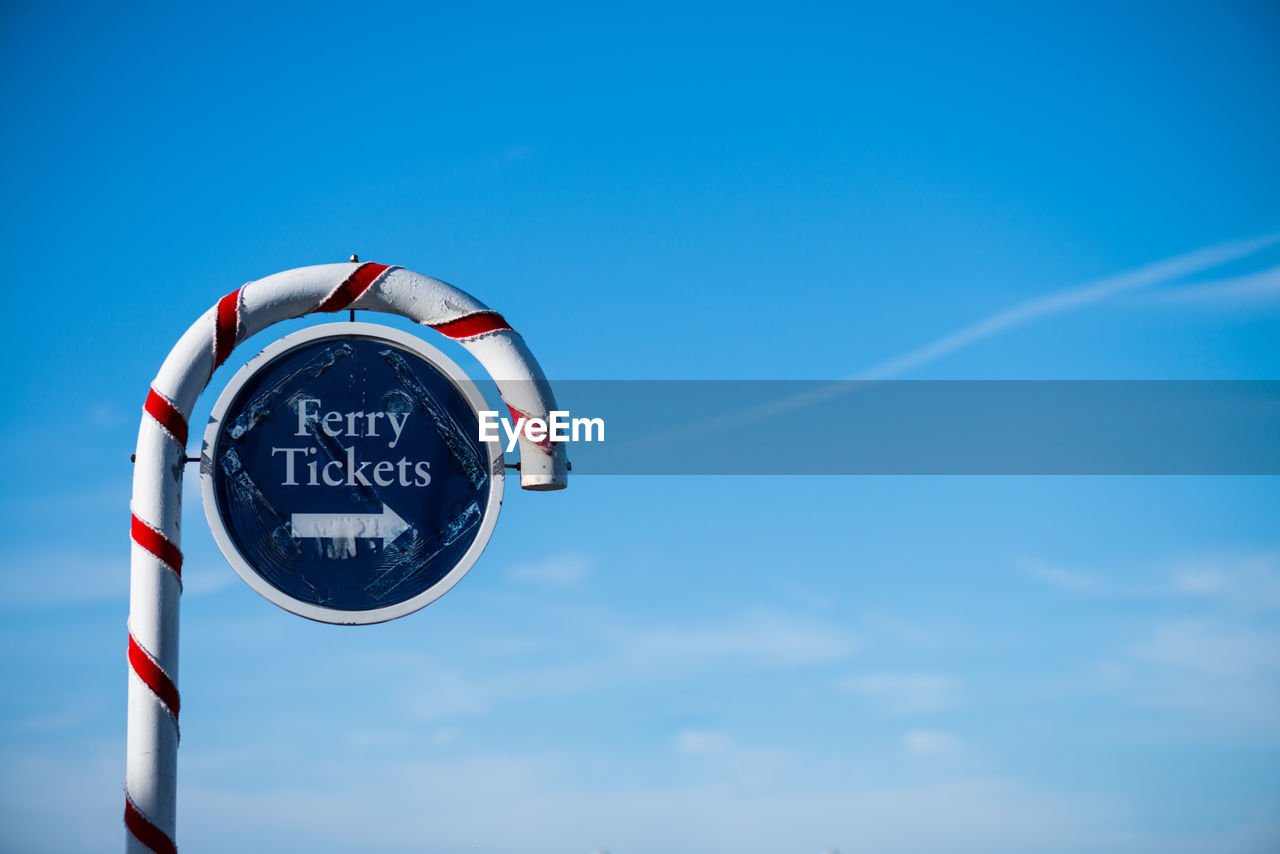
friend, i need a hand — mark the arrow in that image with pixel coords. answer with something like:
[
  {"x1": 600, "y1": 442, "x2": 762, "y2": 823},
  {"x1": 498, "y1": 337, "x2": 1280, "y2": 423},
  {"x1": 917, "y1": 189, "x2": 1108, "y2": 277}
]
[{"x1": 290, "y1": 504, "x2": 412, "y2": 546}]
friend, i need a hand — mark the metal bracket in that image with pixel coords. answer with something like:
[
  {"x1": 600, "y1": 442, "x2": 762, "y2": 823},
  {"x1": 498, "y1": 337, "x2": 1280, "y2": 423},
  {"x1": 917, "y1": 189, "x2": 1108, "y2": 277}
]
[{"x1": 505, "y1": 460, "x2": 573, "y2": 471}]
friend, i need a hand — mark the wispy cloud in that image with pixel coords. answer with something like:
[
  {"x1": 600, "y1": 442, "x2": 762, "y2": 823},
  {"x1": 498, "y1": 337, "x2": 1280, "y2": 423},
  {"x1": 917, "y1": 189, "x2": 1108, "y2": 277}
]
[
  {"x1": 1147, "y1": 264, "x2": 1280, "y2": 306},
  {"x1": 507, "y1": 553, "x2": 595, "y2": 588},
  {"x1": 674, "y1": 729, "x2": 733, "y2": 756},
  {"x1": 840, "y1": 672, "x2": 962, "y2": 715},
  {"x1": 355, "y1": 607, "x2": 860, "y2": 724},
  {"x1": 855, "y1": 230, "x2": 1280, "y2": 380},
  {"x1": 1166, "y1": 553, "x2": 1280, "y2": 612},
  {"x1": 1026, "y1": 551, "x2": 1280, "y2": 734},
  {"x1": 166, "y1": 750, "x2": 1154, "y2": 854},
  {"x1": 1128, "y1": 618, "x2": 1280, "y2": 733},
  {"x1": 1020, "y1": 551, "x2": 1280, "y2": 609},
  {"x1": 903, "y1": 729, "x2": 961, "y2": 757},
  {"x1": 609, "y1": 610, "x2": 858, "y2": 671},
  {"x1": 1020, "y1": 559, "x2": 1102, "y2": 594},
  {"x1": 1133, "y1": 618, "x2": 1280, "y2": 679},
  {"x1": 10, "y1": 725, "x2": 1273, "y2": 854}
]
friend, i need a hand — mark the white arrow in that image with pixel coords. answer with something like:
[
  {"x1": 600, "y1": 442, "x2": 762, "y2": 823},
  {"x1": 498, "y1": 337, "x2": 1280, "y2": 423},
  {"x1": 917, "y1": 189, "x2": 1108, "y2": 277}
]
[{"x1": 290, "y1": 504, "x2": 412, "y2": 546}]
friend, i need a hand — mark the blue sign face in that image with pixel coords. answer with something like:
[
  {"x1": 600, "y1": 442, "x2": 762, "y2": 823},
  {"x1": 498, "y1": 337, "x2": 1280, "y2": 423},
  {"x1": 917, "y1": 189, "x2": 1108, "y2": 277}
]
[{"x1": 201, "y1": 324, "x2": 501, "y2": 623}]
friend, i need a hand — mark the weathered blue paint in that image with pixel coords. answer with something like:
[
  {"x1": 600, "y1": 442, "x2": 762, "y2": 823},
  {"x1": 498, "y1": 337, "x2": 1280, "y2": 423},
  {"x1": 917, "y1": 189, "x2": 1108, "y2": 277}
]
[{"x1": 207, "y1": 333, "x2": 492, "y2": 614}]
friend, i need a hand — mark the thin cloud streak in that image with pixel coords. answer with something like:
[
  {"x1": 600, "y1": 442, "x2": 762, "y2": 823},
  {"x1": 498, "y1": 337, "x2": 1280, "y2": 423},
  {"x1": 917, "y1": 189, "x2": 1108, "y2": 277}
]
[
  {"x1": 1021, "y1": 559, "x2": 1102, "y2": 594},
  {"x1": 854, "y1": 231, "x2": 1280, "y2": 380},
  {"x1": 624, "y1": 230, "x2": 1280, "y2": 452},
  {"x1": 1019, "y1": 551, "x2": 1280, "y2": 609},
  {"x1": 507, "y1": 553, "x2": 595, "y2": 588},
  {"x1": 1147, "y1": 264, "x2": 1280, "y2": 305},
  {"x1": 840, "y1": 672, "x2": 962, "y2": 715}
]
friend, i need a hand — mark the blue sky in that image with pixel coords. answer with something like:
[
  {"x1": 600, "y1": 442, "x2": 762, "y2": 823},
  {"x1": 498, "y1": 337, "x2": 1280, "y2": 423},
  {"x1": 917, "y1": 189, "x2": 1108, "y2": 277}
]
[{"x1": 2, "y1": 2, "x2": 1279, "y2": 852}]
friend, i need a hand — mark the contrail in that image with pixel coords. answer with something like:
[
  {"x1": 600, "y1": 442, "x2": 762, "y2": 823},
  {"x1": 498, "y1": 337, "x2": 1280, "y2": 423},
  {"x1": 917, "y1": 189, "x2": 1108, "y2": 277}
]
[
  {"x1": 1148, "y1": 264, "x2": 1280, "y2": 305},
  {"x1": 853, "y1": 230, "x2": 1280, "y2": 381},
  {"x1": 615, "y1": 230, "x2": 1280, "y2": 454}
]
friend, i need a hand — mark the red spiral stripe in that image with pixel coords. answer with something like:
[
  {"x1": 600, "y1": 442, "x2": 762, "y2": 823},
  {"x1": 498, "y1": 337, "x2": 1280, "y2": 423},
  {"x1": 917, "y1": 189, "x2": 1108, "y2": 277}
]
[
  {"x1": 212, "y1": 287, "x2": 242, "y2": 370},
  {"x1": 317, "y1": 262, "x2": 392, "y2": 312},
  {"x1": 430, "y1": 311, "x2": 513, "y2": 340},
  {"x1": 505, "y1": 404, "x2": 554, "y2": 453},
  {"x1": 131, "y1": 513, "x2": 183, "y2": 582},
  {"x1": 143, "y1": 388, "x2": 188, "y2": 447},
  {"x1": 125, "y1": 792, "x2": 178, "y2": 854},
  {"x1": 128, "y1": 631, "x2": 180, "y2": 731}
]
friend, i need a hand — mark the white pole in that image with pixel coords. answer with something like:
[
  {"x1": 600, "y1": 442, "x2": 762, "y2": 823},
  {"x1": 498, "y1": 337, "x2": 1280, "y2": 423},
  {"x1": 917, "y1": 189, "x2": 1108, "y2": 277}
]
[{"x1": 125, "y1": 261, "x2": 566, "y2": 852}]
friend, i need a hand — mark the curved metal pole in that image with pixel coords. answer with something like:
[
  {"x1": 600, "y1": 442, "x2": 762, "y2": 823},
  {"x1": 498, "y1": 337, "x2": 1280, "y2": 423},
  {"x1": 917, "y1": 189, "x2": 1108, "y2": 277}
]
[{"x1": 125, "y1": 261, "x2": 566, "y2": 853}]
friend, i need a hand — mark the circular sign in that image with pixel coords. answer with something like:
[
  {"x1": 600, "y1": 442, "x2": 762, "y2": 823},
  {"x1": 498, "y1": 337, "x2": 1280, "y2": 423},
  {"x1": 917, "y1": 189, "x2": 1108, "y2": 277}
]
[{"x1": 200, "y1": 322, "x2": 503, "y2": 624}]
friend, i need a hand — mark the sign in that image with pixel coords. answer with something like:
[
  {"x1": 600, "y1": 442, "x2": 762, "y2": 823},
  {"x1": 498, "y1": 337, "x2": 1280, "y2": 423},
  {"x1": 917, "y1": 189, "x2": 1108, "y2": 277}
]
[{"x1": 200, "y1": 322, "x2": 503, "y2": 624}]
